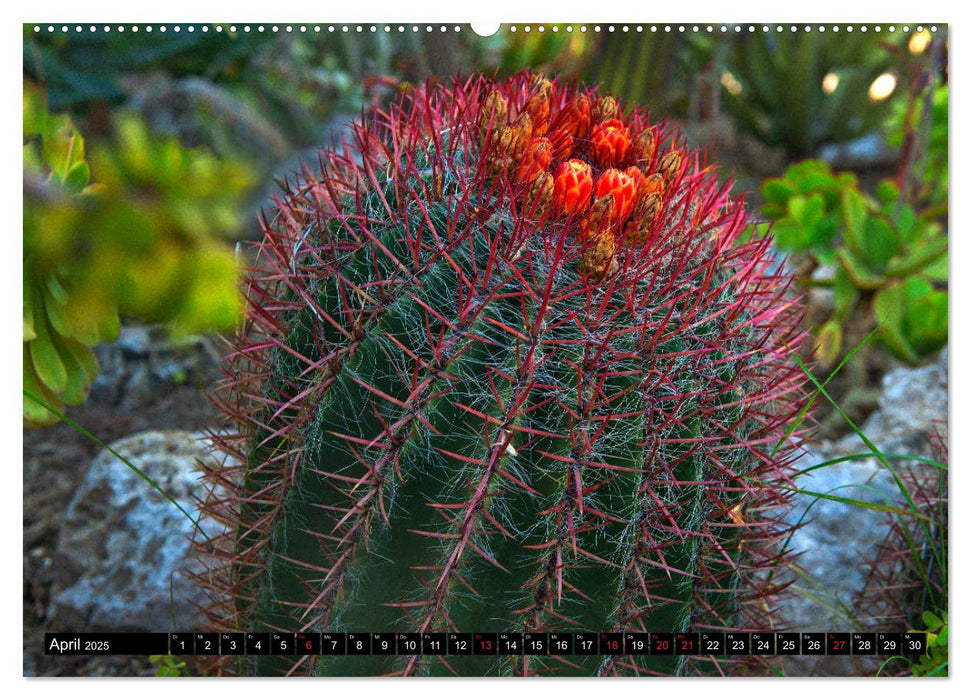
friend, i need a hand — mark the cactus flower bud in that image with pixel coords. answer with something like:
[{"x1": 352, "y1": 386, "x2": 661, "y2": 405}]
[
  {"x1": 552, "y1": 94, "x2": 592, "y2": 142},
  {"x1": 590, "y1": 119, "x2": 632, "y2": 168},
  {"x1": 580, "y1": 195, "x2": 615, "y2": 241},
  {"x1": 552, "y1": 159, "x2": 594, "y2": 215},
  {"x1": 479, "y1": 90, "x2": 508, "y2": 146},
  {"x1": 525, "y1": 170, "x2": 555, "y2": 216},
  {"x1": 516, "y1": 137, "x2": 553, "y2": 185},
  {"x1": 508, "y1": 113, "x2": 534, "y2": 161},
  {"x1": 577, "y1": 228, "x2": 617, "y2": 280},
  {"x1": 592, "y1": 95, "x2": 620, "y2": 123},
  {"x1": 659, "y1": 150, "x2": 683, "y2": 187},
  {"x1": 634, "y1": 129, "x2": 656, "y2": 164},
  {"x1": 525, "y1": 77, "x2": 553, "y2": 136},
  {"x1": 638, "y1": 172, "x2": 665, "y2": 199},
  {"x1": 595, "y1": 168, "x2": 640, "y2": 226},
  {"x1": 627, "y1": 193, "x2": 663, "y2": 244}
]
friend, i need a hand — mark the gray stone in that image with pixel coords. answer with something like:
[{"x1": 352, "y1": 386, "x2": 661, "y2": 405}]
[
  {"x1": 89, "y1": 324, "x2": 217, "y2": 411},
  {"x1": 776, "y1": 348, "x2": 947, "y2": 674},
  {"x1": 46, "y1": 430, "x2": 233, "y2": 632},
  {"x1": 116, "y1": 326, "x2": 152, "y2": 359}
]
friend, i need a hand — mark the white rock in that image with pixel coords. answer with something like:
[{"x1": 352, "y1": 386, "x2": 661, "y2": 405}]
[{"x1": 46, "y1": 430, "x2": 234, "y2": 632}]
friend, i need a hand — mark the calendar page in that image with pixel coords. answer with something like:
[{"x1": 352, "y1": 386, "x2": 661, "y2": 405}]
[{"x1": 23, "y1": 17, "x2": 949, "y2": 680}]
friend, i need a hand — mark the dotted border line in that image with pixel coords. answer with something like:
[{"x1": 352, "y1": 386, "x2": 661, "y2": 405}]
[{"x1": 30, "y1": 23, "x2": 942, "y2": 35}]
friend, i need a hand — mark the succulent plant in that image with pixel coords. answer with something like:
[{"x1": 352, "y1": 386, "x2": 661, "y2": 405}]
[
  {"x1": 721, "y1": 30, "x2": 902, "y2": 160},
  {"x1": 196, "y1": 72, "x2": 810, "y2": 676},
  {"x1": 759, "y1": 160, "x2": 947, "y2": 366},
  {"x1": 23, "y1": 82, "x2": 253, "y2": 426}
]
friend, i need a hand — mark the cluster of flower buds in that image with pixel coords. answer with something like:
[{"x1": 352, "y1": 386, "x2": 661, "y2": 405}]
[{"x1": 477, "y1": 77, "x2": 686, "y2": 280}]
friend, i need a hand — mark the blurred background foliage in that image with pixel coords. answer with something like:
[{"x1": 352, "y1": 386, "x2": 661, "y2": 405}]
[{"x1": 23, "y1": 23, "x2": 948, "y2": 434}]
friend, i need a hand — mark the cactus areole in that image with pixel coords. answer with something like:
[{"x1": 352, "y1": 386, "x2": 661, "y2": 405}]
[{"x1": 197, "y1": 73, "x2": 811, "y2": 676}]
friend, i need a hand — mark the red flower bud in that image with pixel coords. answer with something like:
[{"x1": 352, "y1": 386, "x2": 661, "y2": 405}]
[
  {"x1": 515, "y1": 137, "x2": 553, "y2": 185},
  {"x1": 552, "y1": 159, "x2": 594, "y2": 215},
  {"x1": 552, "y1": 95, "x2": 592, "y2": 142},
  {"x1": 595, "y1": 168, "x2": 640, "y2": 225},
  {"x1": 549, "y1": 128, "x2": 574, "y2": 161},
  {"x1": 590, "y1": 119, "x2": 632, "y2": 167}
]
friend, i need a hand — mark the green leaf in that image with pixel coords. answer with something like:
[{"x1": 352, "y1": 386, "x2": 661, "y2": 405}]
[
  {"x1": 797, "y1": 170, "x2": 840, "y2": 194},
  {"x1": 23, "y1": 276, "x2": 37, "y2": 342},
  {"x1": 802, "y1": 192, "x2": 826, "y2": 226},
  {"x1": 832, "y1": 264, "x2": 859, "y2": 317},
  {"x1": 873, "y1": 284, "x2": 919, "y2": 363},
  {"x1": 28, "y1": 296, "x2": 68, "y2": 395},
  {"x1": 841, "y1": 187, "x2": 869, "y2": 254},
  {"x1": 63, "y1": 160, "x2": 90, "y2": 193},
  {"x1": 816, "y1": 319, "x2": 843, "y2": 366},
  {"x1": 762, "y1": 178, "x2": 796, "y2": 205},
  {"x1": 23, "y1": 356, "x2": 61, "y2": 426},
  {"x1": 922, "y1": 611, "x2": 944, "y2": 629},
  {"x1": 894, "y1": 205, "x2": 916, "y2": 245},
  {"x1": 839, "y1": 248, "x2": 885, "y2": 289},
  {"x1": 807, "y1": 211, "x2": 838, "y2": 249},
  {"x1": 787, "y1": 194, "x2": 808, "y2": 223},
  {"x1": 885, "y1": 235, "x2": 948, "y2": 278},
  {"x1": 861, "y1": 216, "x2": 899, "y2": 271},
  {"x1": 904, "y1": 290, "x2": 947, "y2": 356},
  {"x1": 876, "y1": 179, "x2": 899, "y2": 204},
  {"x1": 771, "y1": 222, "x2": 808, "y2": 252},
  {"x1": 788, "y1": 159, "x2": 831, "y2": 181}
]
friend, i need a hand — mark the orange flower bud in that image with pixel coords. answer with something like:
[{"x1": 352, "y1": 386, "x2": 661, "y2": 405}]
[
  {"x1": 525, "y1": 77, "x2": 552, "y2": 137},
  {"x1": 590, "y1": 119, "x2": 632, "y2": 167},
  {"x1": 638, "y1": 173, "x2": 665, "y2": 198},
  {"x1": 549, "y1": 128, "x2": 574, "y2": 161},
  {"x1": 552, "y1": 159, "x2": 594, "y2": 215},
  {"x1": 508, "y1": 113, "x2": 534, "y2": 161},
  {"x1": 552, "y1": 95, "x2": 592, "y2": 142},
  {"x1": 624, "y1": 165, "x2": 643, "y2": 184},
  {"x1": 515, "y1": 137, "x2": 553, "y2": 185},
  {"x1": 595, "y1": 168, "x2": 639, "y2": 225},
  {"x1": 592, "y1": 95, "x2": 620, "y2": 123}
]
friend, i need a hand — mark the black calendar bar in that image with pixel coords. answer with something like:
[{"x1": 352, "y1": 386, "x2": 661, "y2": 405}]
[{"x1": 44, "y1": 631, "x2": 921, "y2": 656}]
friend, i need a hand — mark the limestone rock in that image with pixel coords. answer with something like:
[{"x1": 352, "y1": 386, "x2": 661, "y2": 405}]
[{"x1": 46, "y1": 430, "x2": 233, "y2": 632}]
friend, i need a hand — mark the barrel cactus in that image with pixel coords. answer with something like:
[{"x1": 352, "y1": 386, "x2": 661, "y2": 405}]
[{"x1": 196, "y1": 72, "x2": 810, "y2": 676}]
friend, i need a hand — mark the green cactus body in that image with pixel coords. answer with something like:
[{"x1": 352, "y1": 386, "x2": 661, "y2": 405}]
[{"x1": 198, "y1": 73, "x2": 809, "y2": 676}]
